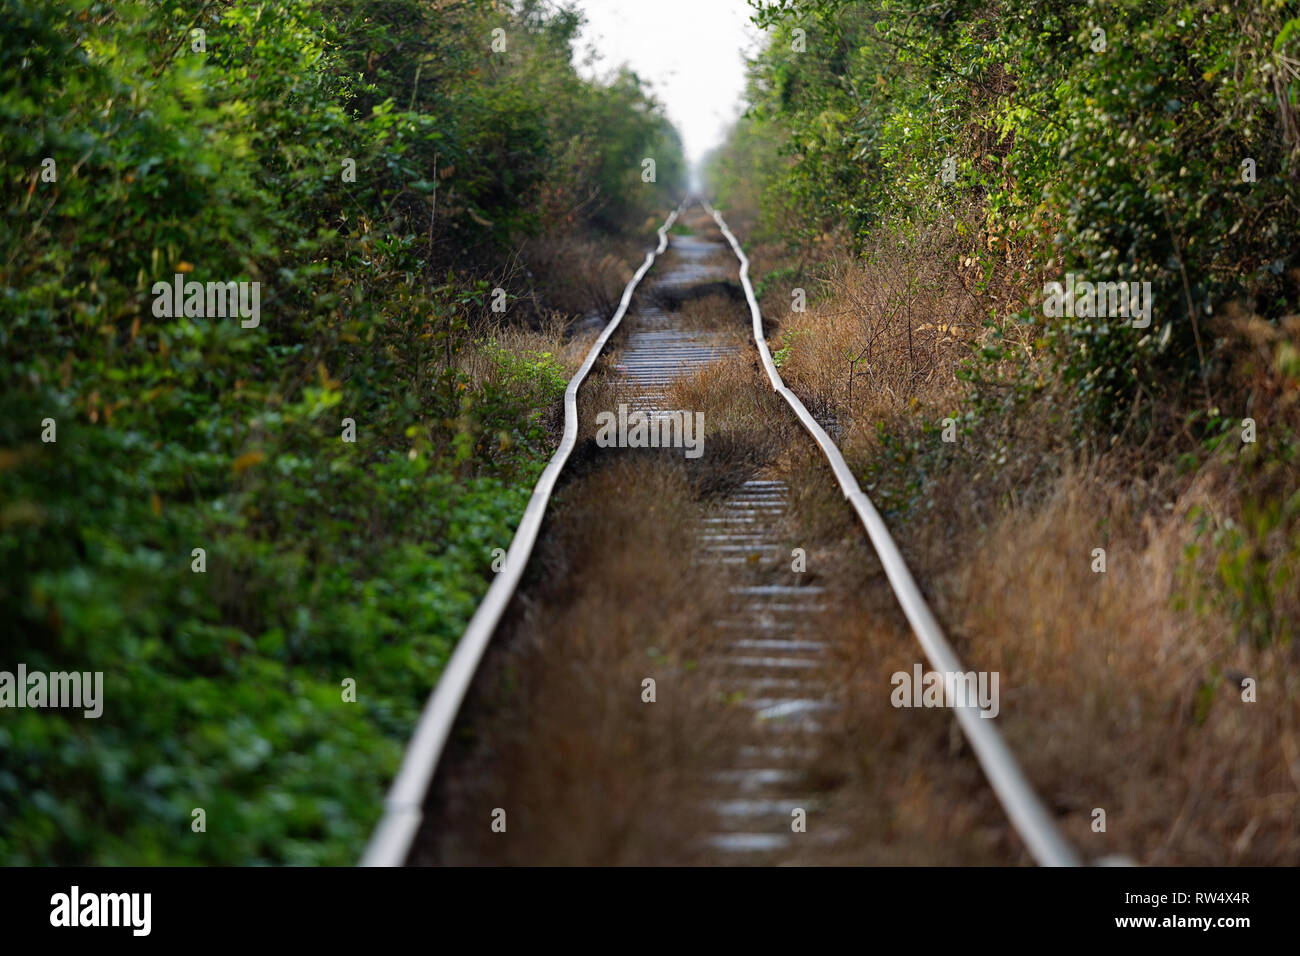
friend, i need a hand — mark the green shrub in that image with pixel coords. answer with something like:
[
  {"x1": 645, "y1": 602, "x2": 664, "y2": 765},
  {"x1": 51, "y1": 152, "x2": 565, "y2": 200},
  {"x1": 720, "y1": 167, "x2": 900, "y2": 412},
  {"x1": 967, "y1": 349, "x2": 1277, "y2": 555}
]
[
  {"x1": 1, "y1": 0, "x2": 678, "y2": 863},
  {"x1": 714, "y1": 0, "x2": 1300, "y2": 436}
]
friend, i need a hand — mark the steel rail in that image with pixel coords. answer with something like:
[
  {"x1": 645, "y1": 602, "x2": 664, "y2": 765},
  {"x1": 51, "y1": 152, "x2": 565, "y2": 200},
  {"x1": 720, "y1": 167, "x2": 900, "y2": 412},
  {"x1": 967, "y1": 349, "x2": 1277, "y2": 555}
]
[
  {"x1": 360, "y1": 202, "x2": 686, "y2": 867},
  {"x1": 703, "y1": 200, "x2": 1082, "y2": 868}
]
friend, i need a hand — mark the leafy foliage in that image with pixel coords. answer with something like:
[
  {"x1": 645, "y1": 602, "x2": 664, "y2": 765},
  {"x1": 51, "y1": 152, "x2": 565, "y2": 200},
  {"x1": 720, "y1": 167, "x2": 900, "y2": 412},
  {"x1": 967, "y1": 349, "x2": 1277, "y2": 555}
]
[
  {"x1": 711, "y1": 0, "x2": 1300, "y2": 433},
  {"x1": 1, "y1": 0, "x2": 682, "y2": 863}
]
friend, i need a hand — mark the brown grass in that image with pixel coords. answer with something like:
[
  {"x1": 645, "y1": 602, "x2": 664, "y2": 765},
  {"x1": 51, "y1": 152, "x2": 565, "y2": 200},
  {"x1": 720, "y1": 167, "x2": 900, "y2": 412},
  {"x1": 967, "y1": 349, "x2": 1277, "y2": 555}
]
[
  {"x1": 411, "y1": 458, "x2": 733, "y2": 865},
  {"x1": 752, "y1": 208, "x2": 1300, "y2": 864},
  {"x1": 946, "y1": 465, "x2": 1300, "y2": 862},
  {"x1": 517, "y1": 231, "x2": 645, "y2": 318},
  {"x1": 461, "y1": 313, "x2": 597, "y2": 383}
]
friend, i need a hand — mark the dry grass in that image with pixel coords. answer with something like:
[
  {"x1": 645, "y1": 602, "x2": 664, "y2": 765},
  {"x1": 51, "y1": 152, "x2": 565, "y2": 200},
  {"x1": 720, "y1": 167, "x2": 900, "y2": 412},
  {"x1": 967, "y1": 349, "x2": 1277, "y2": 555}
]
[
  {"x1": 666, "y1": 332, "x2": 1023, "y2": 861},
  {"x1": 657, "y1": 290, "x2": 750, "y2": 333},
  {"x1": 412, "y1": 457, "x2": 739, "y2": 865},
  {"x1": 946, "y1": 465, "x2": 1300, "y2": 863},
  {"x1": 517, "y1": 231, "x2": 645, "y2": 318},
  {"x1": 413, "y1": 227, "x2": 811, "y2": 864},
  {"x1": 665, "y1": 351, "x2": 789, "y2": 445},
  {"x1": 461, "y1": 313, "x2": 597, "y2": 383},
  {"x1": 771, "y1": 219, "x2": 1001, "y2": 443},
  {"x1": 413, "y1": 342, "x2": 1028, "y2": 864},
  {"x1": 670, "y1": 354, "x2": 1025, "y2": 864},
  {"x1": 453, "y1": 235, "x2": 643, "y2": 459},
  {"x1": 754, "y1": 210, "x2": 1300, "y2": 864}
]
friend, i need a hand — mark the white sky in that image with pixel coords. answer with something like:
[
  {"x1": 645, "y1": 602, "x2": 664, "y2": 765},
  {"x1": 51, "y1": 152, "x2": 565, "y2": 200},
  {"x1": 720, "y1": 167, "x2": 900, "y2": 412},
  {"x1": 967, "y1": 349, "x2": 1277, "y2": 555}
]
[{"x1": 570, "y1": 0, "x2": 763, "y2": 181}]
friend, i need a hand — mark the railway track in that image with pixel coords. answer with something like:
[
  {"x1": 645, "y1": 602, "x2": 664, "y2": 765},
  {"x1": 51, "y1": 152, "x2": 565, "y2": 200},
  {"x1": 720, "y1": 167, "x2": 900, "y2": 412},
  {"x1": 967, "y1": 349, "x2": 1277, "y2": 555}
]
[
  {"x1": 362, "y1": 200, "x2": 1082, "y2": 867},
  {"x1": 692, "y1": 477, "x2": 841, "y2": 855}
]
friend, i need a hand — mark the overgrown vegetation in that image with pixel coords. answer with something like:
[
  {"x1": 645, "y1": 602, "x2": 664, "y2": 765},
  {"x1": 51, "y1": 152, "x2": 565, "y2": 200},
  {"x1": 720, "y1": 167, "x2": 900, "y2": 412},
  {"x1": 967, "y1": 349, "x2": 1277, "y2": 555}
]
[
  {"x1": 1, "y1": 0, "x2": 683, "y2": 864},
  {"x1": 705, "y1": 0, "x2": 1300, "y2": 860},
  {"x1": 710, "y1": 0, "x2": 1299, "y2": 646}
]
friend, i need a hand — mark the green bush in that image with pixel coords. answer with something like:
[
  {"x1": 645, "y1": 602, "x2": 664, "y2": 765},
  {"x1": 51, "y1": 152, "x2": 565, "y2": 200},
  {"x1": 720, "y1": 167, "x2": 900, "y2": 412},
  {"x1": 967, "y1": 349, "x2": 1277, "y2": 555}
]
[
  {"x1": 712, "y1": 0, "x2": 1300, "y2": 435},
  {"x1": 2, "y1": 0, "x2": 680, "y2": 863}
]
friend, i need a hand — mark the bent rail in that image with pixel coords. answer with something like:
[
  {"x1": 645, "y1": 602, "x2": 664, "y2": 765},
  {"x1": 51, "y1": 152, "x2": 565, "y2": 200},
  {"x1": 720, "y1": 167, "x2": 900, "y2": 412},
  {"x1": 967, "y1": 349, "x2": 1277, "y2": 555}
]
[
  {"x1": 360, "y1": 203, "x2": 685, "y2": 867},
  {"x1": 703, "y1": 200, "x2": 1081, "y2": 868}
]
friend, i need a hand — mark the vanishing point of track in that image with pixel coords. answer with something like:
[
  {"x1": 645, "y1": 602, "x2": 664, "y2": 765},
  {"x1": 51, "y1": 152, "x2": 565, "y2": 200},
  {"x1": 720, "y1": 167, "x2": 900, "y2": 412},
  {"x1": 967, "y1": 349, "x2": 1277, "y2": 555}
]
[{"x1": 362, "y1": 200, "x2": 1082, "y2": 868}]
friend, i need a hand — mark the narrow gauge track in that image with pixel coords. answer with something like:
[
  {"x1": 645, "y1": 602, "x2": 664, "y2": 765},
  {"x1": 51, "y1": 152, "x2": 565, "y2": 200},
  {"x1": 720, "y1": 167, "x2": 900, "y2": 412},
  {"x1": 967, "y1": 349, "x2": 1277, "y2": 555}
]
[{"x1": 363, "y1": 201, "x2": 1082, "y2": 867}]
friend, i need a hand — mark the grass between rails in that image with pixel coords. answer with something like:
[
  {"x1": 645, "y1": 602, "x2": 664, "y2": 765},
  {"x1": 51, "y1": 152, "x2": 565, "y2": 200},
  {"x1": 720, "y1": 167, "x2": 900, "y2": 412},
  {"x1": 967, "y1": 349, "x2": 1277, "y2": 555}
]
[
  {"x1": 413, "y1": 209, "x2": 1028, "y2": 864},
  {"x1": 670, "y1": 351, "x2": 1022, "y2": 864},
  {"x1": 414, "y1": 219, "x2": 794, "y2": 864}
]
